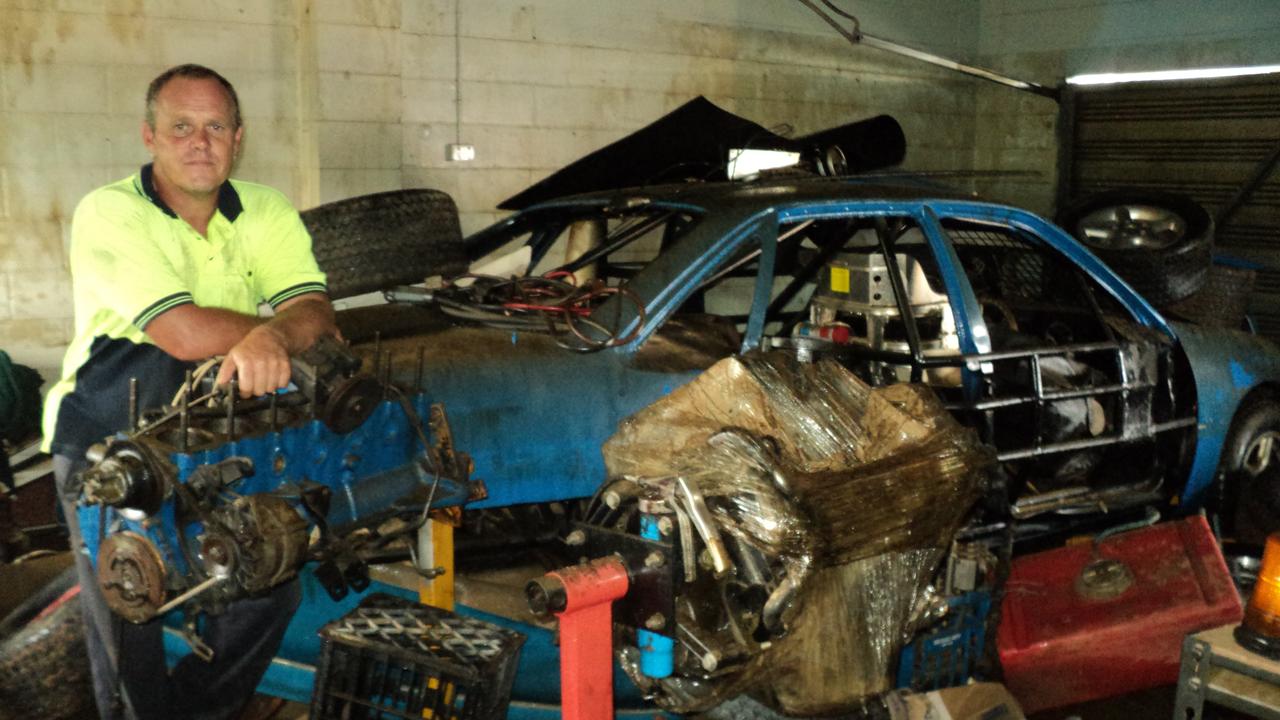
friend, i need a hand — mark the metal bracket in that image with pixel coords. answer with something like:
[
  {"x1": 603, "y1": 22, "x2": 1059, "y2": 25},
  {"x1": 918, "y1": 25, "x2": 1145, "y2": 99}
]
[
  {"x1": 575, "y1": 521, "x2": 682, "y2": 635},
  {"x1": 1174, "y1": 625, "x2": 1280, "y2": 720}
]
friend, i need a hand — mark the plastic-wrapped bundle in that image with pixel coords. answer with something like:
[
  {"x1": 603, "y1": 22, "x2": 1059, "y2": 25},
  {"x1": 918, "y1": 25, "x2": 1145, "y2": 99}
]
[
  {"x1": 601, "y1": 352, "x2": 993, "y2": 715},
  {"x1": 758, "y1": 549, "x2": 943, "y2": 714},
  {"x1": 607, "y1": 354, "x2": 874, "y2": 477}
]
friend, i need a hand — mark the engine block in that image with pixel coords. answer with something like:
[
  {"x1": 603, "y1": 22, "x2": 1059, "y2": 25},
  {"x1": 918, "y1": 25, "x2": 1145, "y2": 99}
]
[{"x1": 74, "y1": 338, "x2": 476, "y2": 622}]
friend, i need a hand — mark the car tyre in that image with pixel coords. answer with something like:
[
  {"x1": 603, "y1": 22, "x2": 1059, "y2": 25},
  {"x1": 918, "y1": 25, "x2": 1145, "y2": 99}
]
[
  {"x1": 1056, "y1": 190, "x2": 1213, "y2": 307},
  {"x1": 0, "y1": 567, "x2": 95, "y2": 720},
  {"x1": 1217, "y1": 394, "x2": 1280, "y2": 544},
  {"x1": 300, "y1": 189, "x2": 470, "y2": 300}
]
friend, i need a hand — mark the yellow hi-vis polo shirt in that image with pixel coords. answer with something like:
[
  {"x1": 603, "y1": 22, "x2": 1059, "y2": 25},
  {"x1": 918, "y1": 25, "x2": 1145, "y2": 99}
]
[{"x1": 42, "y1": 164, "x2": 327, "y2": 457}]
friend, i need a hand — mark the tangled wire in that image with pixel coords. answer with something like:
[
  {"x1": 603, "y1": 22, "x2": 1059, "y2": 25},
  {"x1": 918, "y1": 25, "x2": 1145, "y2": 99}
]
[{"x1": 430, "y1": 272, "x2": 647, "y2": 352}]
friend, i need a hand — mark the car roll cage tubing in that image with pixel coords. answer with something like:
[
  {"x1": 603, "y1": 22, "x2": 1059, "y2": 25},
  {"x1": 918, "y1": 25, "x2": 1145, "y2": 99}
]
[
  {"x1": 590, "y1": 198, "x2": 1171, "y2": 356},
  {"x1": 930, "y1": 343, "x2": 1195, "y2": 462},
  {"x1": 757, "y1": 201, "x2": 1194, "y2": 463}
]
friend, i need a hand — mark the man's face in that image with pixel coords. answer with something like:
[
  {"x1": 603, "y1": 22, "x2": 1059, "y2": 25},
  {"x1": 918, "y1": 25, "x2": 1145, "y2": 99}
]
[{"x1": 141, "y1": 76, "x2": 243, "y2": 199}]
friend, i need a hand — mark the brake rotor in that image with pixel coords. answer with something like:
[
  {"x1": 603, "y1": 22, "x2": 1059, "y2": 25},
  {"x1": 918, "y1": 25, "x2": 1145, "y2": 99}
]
[{"x1": 98, "y1": 531, "x2": 167, "y2": 623}]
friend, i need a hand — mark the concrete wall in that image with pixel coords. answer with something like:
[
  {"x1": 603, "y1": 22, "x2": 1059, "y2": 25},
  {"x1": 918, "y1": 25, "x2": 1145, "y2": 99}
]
[
  {"x1": 1, "y1": 0, "x2": 988, "y2": 381},
  {"x1": 972, "y1": 0, "x2": 1280, "y2": 215}
]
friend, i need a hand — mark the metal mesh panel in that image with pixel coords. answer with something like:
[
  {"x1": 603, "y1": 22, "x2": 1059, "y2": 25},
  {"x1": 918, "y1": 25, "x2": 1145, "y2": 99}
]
[
  {"x1": 328, "y1": 608, "x2": 515, "y2": 666},
  {"x1": 946, "y1": 226, "x2": 1049, "y2": 304}
]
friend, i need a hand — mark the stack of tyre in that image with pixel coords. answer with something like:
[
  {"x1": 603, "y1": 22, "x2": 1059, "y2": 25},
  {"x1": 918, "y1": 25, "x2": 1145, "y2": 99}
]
[{"x1": 1056, "y1": 190, "x2": 1253, "y2": 328}]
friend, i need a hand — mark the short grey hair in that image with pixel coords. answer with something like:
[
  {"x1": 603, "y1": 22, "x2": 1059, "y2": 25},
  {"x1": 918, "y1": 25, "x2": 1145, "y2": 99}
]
[{"x1": 145, "y1": 64, "x2": 242, "y2": 129}]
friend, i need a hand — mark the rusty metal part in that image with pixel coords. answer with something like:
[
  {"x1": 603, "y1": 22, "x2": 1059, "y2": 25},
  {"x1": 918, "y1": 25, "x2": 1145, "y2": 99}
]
[
  {"x1": 156, "y1": 574, "x2": 225, "y2": 617},
  {"x1": 761, "y1": 570, "x2": 799, "y2": 631},
  {"x1": 98, "y1": 531, "x2": 167, "y2": 623},
  {"x1": 216, "y1": 495, "x2": 309, "y2": 594},
  {"x1": 290, "y1": 334, "x2": 379, "y2": 433},
  {"x1": 200, "y1": 533, "x2": 237, "y2": 579},
  {"x1": 676, "y1": 476, "x2": 731, "y2": 577},
  {"x1": 428, "y1": 403, "x2": 477, "y2": 498},
  {"x1": 1011, "y1": 477, "x2": 1164, "y2": 518},
  {"x1": 80, "y1": 440, "x2": 172, "y2": 515}
]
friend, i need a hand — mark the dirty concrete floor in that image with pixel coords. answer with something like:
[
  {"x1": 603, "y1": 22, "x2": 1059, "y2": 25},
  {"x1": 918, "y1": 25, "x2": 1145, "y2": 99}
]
[{"x1": 1030, "y1": 688, "x2": 1254, "y2": 720}]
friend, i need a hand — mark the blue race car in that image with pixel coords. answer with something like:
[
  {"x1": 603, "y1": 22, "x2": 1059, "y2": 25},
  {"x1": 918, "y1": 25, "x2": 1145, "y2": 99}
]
[{"x1": 345, "y1": 176, "x2": 1280, "y2": 545}]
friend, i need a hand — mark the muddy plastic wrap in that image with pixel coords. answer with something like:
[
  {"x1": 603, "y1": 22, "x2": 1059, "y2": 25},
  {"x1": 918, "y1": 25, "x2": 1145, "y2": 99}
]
[
  {"x1": 604, "y1": 354, "x2": 990, "y2": 563},
  {"x1": 760, "y1": 550, "x2": 944, "y2": 714},
  {"x1": 606, "y1": 356, "x2": 874, "y2": 476},
  {"x1": 600, "y1": 352, "x2": 993, "y2": 716},
  {"x1": 796, "y1": 431, "x2": 992, "y2": 565},
  {"x1": 672, "y1": 428, "x2": 813, "y2": 558}
]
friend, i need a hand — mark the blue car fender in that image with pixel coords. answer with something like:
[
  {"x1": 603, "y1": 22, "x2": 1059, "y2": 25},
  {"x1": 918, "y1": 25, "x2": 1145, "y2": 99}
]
[{"x1": 1172, "y1": 320, "x2": 1280, "y2": 507}]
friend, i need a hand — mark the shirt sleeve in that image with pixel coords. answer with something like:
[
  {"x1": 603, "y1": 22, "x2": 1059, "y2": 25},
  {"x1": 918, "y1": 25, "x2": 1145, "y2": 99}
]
[
  {"x1": 247, "y1": 187, "x2": 328, "y2": 308},
  {"x1": 70, "y1": 188, "x2": 194, "y2": 331}
]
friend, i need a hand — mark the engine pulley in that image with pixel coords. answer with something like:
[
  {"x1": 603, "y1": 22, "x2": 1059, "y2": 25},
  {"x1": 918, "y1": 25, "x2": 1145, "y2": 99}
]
[
  {"x1": 98, "y1": 531, "x2": 168, "y2": 623},
  {"x1": 290, "y1": 335, "x2": 381, "y2": 434},
  {"x1": 321, "y1": 375, "x2": 383, "y2": 434},
  {"x1": 80, "y1": 440, "x2": 171, "y2": 515}
]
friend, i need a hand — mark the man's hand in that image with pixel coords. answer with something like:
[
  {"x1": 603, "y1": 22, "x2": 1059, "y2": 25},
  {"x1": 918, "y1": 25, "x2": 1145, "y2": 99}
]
[
  {"x1": 148, "y1": 293, "x2": 336, "y2": 398},
  {"x1": 214, "y1": 324, "x2": 292, "y2": 397}
]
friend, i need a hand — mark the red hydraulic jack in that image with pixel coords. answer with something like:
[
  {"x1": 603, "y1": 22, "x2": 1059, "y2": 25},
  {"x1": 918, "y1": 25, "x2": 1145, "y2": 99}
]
[{"x1": 526, "y1": 556, "x2": 630, "y2": 720}]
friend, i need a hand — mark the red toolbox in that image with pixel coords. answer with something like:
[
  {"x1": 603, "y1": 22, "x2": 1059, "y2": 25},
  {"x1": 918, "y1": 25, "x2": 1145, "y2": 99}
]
[{"x1": 997, "y1": 515, "x2": 1242, "y2": 713}]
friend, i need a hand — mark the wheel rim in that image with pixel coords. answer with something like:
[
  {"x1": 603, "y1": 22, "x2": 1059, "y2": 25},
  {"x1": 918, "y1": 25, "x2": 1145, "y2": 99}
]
[
  {"x1": 1243, "y1": 431, "x2": 1280, "y2": 476},
  {"x1": 1077, "y1": 204, "x2": 1186, "y2": 251}
]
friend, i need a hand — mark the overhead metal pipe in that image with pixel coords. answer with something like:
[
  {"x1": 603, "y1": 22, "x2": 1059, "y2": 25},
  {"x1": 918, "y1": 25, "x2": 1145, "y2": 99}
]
[{"x1": 796, "y1": 0, "x2": 1059, "y2": 100}]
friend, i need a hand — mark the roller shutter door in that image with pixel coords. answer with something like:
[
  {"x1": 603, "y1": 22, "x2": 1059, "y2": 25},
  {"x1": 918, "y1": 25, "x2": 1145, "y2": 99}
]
[{"x1": 1058, "y1": 75, "x2": 1280, "y2": 337}]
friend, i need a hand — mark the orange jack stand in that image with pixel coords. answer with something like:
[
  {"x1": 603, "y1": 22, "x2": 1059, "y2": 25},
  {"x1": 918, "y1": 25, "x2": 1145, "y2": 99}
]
[{"x1": 527, "y1": 556, "x2": 630, "y2": 720}]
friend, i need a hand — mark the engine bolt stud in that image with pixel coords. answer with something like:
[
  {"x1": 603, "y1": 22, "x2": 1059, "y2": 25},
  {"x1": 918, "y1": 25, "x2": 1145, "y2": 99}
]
[
  {"x1": 604, "y1": 490, "x2": 621, "y2": 509},
  {"x1": 645, "y1": 612, "x2": 665, "y2": 630},
  {"x1": 657, "y1": 516, "x2": 674, "y2": 536},
  {"x1": 644, "y1": 551, "x2": 665, "y2": 568},
  {"x1": 565, "y1": 529, "x2": 586, "y2": 546}
]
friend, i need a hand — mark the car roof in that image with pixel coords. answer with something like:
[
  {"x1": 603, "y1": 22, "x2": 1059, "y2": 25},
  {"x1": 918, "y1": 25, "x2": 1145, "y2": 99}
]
[
  {"x1": 464, "y1": 172, "x2": 987, "y2": 262},
  {"x1": 527, "y1": 173, "x2": 979, "y2": 214}
]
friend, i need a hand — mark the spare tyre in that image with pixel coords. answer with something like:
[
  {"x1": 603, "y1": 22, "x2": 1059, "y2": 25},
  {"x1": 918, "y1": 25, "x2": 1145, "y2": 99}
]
[
  {"x1": 0, "y1": 566, "x2": 95, "y2": 720},
  {"x1": 301, "y1": 189, "x2": 470, "y2": 301},
  {"x1": 1056, "y1": 190, "x2": 1213, "y2": 307}
]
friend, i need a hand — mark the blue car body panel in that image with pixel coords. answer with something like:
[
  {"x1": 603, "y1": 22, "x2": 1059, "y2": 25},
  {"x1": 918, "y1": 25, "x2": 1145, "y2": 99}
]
[
  {"x1": 415, "y1": 333, "x2": 702, "y2": 508},
  {"x1": 1172, "y1": 321, "x2": 1280, "y2": 507}
]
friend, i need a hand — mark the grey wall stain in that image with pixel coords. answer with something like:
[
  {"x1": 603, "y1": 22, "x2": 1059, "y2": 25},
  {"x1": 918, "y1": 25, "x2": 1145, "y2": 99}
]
[
  {"x1": 1, "y1": 10, "x2": 44, "y2": 80},
  {"x1": 105, "y1": 0, "x2": 146, "y2": 46}
]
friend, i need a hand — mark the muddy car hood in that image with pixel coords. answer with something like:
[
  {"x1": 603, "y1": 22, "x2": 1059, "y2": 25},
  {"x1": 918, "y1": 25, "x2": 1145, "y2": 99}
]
[{"x1": 339, "y1": 304, "x2": 703, "y2": 507}]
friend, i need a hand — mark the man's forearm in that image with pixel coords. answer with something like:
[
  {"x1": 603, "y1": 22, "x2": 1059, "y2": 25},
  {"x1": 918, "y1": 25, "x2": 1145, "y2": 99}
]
[
  {"x1": 145, "y1": 293, "x2": 335, "y2": 361},
  {"x1": 263, "y1": 293, "x2": 337, "y2": 354},
  {"x1": 145, "y1": 304, "x2": 265, "y2": 360}
]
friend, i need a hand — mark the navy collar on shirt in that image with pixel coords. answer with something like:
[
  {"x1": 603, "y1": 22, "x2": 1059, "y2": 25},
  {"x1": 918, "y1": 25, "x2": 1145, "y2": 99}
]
[{"x1": 138, "y1": 163, "x2": 244, "y2": 223}]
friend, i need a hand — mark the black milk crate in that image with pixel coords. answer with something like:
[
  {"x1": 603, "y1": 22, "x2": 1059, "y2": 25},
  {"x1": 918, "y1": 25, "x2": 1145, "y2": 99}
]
[{"x1": 311, "y1": 593, "x2": 526, "y2": 720}]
